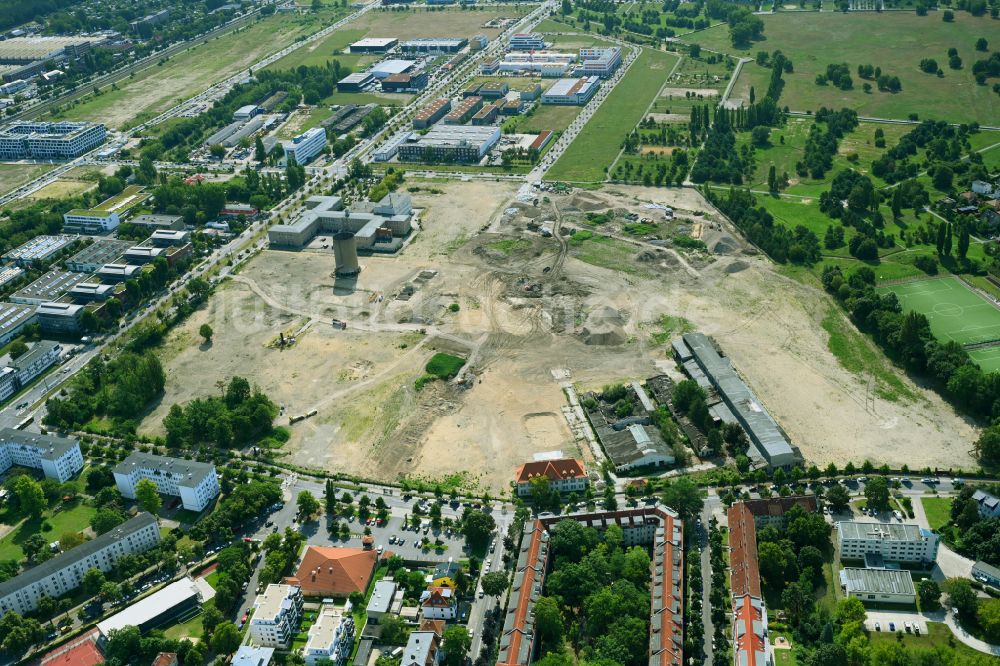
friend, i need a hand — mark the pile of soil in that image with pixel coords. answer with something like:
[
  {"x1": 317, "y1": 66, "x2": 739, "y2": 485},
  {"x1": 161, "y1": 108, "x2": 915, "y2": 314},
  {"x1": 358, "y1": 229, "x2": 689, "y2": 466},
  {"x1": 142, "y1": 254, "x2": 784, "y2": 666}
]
[
  {"x1": 724, "y1": 260, "x2": 750, "y2": 274},
  {"x1": 579, "y1": 305, "x2": 626, "y2": 346}
]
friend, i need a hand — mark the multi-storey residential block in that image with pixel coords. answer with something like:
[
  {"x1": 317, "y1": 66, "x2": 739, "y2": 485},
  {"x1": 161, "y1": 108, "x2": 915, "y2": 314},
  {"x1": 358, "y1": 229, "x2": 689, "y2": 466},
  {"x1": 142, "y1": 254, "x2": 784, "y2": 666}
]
[
  {"x1": 250, "y1": 585, "x2": 303, "y2": 648},
  {"x1": 303, "y1": 605, "x2": 355, "y2": 666},
  {"x1": 0, "y1": 428, "x2": 83, "y2": 482},
  {"x1": 114, "y1": 453, "x2": 220, "y2": 512},
  {"x1": 0, "y1": 513, "x2": 159, "y2": 617}
]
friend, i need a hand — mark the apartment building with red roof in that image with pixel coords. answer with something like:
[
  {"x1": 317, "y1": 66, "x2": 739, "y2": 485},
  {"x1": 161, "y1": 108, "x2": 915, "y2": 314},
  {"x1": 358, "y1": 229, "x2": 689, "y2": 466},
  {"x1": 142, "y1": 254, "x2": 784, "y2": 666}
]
[
  {"x1": 728, "y1": 503, "x2": 771, "y2": 666},
  {"x1": 496, "y1": 505, "x2": 683, "y2": 666},
  {"x1": 285, "y1": 547, "x2": 379, "y2": 597},
  {"x1": 513, "y1": 458, "x2": 588, "y2": 497}
]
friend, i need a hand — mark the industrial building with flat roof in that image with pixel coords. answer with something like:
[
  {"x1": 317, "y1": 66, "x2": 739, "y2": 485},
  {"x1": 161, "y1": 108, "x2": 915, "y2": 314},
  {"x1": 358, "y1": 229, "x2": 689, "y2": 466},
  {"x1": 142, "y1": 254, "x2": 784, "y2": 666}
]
[
  {"x1": 444, "y1": 95, "x2": 484, "y2": 124},
  {"x1": 0, "y1": 513, "x2": 159, "y2": 617},
  {"x1": 36, "y1": 302, "x2": 86, "y2": 333},
  {"x1": 114, "y1": 452, "x2": 220, "y2": 512},
  {"x1": 97, "y1": 263, "x2": 142, "y2": 283},
  {"x1": 65, "y1": 239, "x2": 132, "y2": 272},
  {"x1": 541, "y1": 76, "x2": 600, "y2": 105},
  {"x1": 413, "y1": 98, "x2": 451, "y2": 129},
  {"x1": 97, "y1": 577, "x2": 214, "y2": 637},
  {"x1": 398, "y1": 125, "x2": 500, "y2": 164},
  {"x1": 0, "y1": 121, "x2": 106, "y2": 160},
  {"x1": 2, "y1": 235, "x2": 76, "y2": 267},
  {"x1": 381, "y1": 71, "x2": 428, "y2": 93},
  {"x1": 675, "y1": 333, "x2": 801, "y2": 470},
  {"x1": 0, "y1": 36, "x2": 102, "y2": 64},
  {"x1": 11, "y1": 269, "x2": 89, "y2": 305},
  {"x1": 0, "y1": 266, "x2": 23, "y2": 289},
  {"x1": 400, "y1": 38, "x2": 468, "y2": 53},
  {"x1": 350, "y1": 37, "x2": 398, "y2": 53},
  {"x1": 63, "y1": 185, "x2": 146, "y2": 234},
  {"x1": 128, "y1": 214, "x2": 184, "y2": 230},
  {"x1": 838, "y1": 521, "x2": 939, "y2": 564},
  {"x1": 497, "y1": 505, "x2": 683, "y2": 666},
  {"x1": 337, "y1": 72, "x2": 375, "y2": 92},
  {"x1": 0, "y1": 302, "x2": 36, "y2": 346},
  {"x1": 839, "y1": 568, "x2": 916, "y2": 605},
  {"x1": 370, "y1": 59, "x2": 415, "y2": 80}
]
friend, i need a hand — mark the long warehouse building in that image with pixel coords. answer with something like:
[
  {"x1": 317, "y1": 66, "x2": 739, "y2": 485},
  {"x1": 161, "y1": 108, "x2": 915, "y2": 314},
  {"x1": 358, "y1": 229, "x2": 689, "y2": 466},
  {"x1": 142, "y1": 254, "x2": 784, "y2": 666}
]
[{"x1": 675, "y1": 332, "x2": 801, "y2": 470}]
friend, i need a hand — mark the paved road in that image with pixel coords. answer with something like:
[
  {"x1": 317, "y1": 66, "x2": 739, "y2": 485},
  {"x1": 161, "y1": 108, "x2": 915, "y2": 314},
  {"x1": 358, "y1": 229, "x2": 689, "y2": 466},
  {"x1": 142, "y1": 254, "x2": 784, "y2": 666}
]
[{"x1": 698, "y1": 494, "x2": 716, "y2": 664}]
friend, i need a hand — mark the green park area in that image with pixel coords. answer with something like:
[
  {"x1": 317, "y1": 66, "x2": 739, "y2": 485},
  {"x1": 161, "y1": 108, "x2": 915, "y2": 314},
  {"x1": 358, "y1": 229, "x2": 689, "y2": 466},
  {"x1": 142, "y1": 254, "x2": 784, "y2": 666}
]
[
  {"x1": 548, "y1": 47, "x2": 679, "y2": 182},
  {"x1": 687, "y1": 12, "x2": 998, "y2": 124},
  {"x1": 878, "y1": 276, "x2": 1000, "y2": 348},
  {"x1": 0, "y1": 503, "x2": 97, "y2": 562}
]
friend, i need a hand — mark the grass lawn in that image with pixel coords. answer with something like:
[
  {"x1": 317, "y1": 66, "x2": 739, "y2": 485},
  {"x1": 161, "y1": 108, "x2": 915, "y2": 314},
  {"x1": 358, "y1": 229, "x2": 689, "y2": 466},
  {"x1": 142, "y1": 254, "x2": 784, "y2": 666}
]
[
  {"x1": 507, "y1": 103, "x2": 582, "y2": 134},
  {"x1": 567, "y1": 234, "x2": 655, "y2": 277},
  {"x1": 53, "y1": 8, "x2": 348, "y2": 129},
  {"x1": 877, "y1": 276, "x2": 1000, "y2": 346},
  {"x1": 549, "y1": 47, "x2": 679, "y2": 182},
  {"x1": 820, "y1": 305, "x2": 917, "y2": 402},
  {"x1": 162, "y1": 609, "x2": 205, "y2": 641},
  {"x1": 266, "y1": 27, "x2": 366, "y2": 71},
  {"x1": 0, "y1": 163, "x2": 55, "y2": 198},
  {"x1": 867, "y1": 621, "x2": 985, "y2": 660},
  {"x1": 921, "y1": 496, "x2": 953, "y2": 532},
  {"x1": 686, "y1": 12, "x2": 999, "y2": 124},
  {"x1": 0, "y1": 503, "x2": 97, "y2": 561},
  {"x1": 772, "y1": 649, "x2": 798, "y2": 666}
]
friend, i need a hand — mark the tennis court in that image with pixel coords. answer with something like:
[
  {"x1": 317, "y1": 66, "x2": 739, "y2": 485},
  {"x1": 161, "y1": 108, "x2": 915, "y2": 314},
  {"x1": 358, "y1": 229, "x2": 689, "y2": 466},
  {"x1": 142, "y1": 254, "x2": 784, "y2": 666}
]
[{"x1": 878, "y1": 276, "x2": 1000, "y2": 347}]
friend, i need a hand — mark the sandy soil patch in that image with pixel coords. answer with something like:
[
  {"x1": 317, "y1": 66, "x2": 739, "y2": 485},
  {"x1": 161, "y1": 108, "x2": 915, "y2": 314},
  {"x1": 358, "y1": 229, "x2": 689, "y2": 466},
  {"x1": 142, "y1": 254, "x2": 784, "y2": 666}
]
[
  {"x1": 27, "y1": 179, "x2": 96, "y2": 200},
  {"x1": 149, "y1": 181, "x2": 975, "y2": 490},
  {"x1": 641, "y1": 146, "x2": 676, "y2": 155}
]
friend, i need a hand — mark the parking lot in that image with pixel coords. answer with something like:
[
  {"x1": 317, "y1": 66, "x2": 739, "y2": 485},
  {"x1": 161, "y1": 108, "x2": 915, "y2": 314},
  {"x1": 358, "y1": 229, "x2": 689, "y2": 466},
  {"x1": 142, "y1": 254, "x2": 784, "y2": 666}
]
[{"x1": 865, "y1": 611, "x2": 928, "y2": 636}]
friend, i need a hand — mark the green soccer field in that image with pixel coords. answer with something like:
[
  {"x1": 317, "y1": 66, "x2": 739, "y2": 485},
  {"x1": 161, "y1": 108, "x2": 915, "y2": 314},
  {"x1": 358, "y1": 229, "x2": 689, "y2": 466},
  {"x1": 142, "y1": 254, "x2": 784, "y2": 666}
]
[{"x1": 879, "y1": 277, "x2": 1000, "y2": 348}]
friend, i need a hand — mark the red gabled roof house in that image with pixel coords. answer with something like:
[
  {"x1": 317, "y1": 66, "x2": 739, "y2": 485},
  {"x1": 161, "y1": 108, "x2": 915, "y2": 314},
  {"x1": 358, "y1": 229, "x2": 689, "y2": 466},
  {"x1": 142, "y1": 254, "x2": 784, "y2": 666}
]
[
  {"x1": 285, "y1": 546, "x2": 378, "y2": 597},
  {"x1": 514, "y1": 458, "x2": 588, "y2": 496}
]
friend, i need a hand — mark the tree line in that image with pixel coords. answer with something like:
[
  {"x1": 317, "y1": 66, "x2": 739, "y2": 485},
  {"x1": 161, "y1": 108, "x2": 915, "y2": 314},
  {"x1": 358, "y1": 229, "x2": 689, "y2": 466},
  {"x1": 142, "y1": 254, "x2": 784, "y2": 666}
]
[
  {"x1": 163, "y1": 376, "x2": 279, "y2": 449},
  {"x1": 707, "y1": 187, "x2": 822, "y2": 264}
]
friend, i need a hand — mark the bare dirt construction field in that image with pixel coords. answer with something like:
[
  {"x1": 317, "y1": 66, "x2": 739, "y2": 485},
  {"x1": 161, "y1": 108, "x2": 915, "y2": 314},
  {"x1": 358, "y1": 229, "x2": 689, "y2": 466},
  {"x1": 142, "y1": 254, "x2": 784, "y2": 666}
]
[{"x1": 146, "y1": 180, "x2": 976, "y2": 490}]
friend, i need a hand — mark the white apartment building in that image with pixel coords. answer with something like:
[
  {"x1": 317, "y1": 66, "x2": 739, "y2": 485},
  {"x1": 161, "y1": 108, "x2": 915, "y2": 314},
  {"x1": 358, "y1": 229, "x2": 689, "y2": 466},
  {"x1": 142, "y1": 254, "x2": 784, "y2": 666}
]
[
  {"x1": 303, "y1": 605, "x2": 355, "y2": 666},
  {"x1": 114, "y1": 452, "x2": 220, "y2": 511},
  {"x1": 11, "y1": 340, "x2": 61, "y2": 386},
  {"x1": 0, "y1": 429, "x2": 83, "y2": 482},
  {"x1": 838, "y1": 521, "x2": 939, "y2": 564},
  {"x1": 0, "y1": 121, "x2": 106, "y2": 160},
  {"x1": 250, "y1": 585, "x2": 303, "y2": 648},
  {"x1": 281, "y1": 127, "x2": 327, "y2": 166},
  {"x1": 62, "y1": 210, "x2": 120, "y2": 234},
  {"x1": 0, "y1": 513, "x2": 159, "y2": 617}
]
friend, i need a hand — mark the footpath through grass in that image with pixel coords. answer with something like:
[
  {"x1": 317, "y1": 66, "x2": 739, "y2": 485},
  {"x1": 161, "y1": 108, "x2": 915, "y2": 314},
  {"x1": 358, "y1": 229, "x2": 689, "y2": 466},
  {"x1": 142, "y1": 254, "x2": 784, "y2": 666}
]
[{"x1": 548, "y1": 47, "x2": 678, "y2": 183}]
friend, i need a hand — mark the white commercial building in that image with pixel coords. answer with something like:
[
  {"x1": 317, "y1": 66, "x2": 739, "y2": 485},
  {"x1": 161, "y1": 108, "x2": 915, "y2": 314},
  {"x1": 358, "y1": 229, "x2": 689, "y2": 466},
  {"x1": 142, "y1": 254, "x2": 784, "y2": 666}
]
[
  {"x1": 840, "y1": 568, "x2": 916, "y2": 605},
  {"x1": 541, "y1": 77, "x2": 601, "y2": 105},
  {"x1": 250, "y1": 584, "x2": 304, "y2": 648},
  {"x1": 0, "y1": 513, "x2": 159, "y2": 617},
  {"x1": 0, "y1": 121, "x2": 106, "y2": 159},
  {"x1": 114, "y1": 452, "x2": 220, "y2": 512},
  {"x1": 303, "y1": 605, "x2": 355, "y2": 666},
  {"x1": 97, "y1": 577, "x2": 214, "y2": 637},
  {"x1": 281, "y1": 127, "x2": 327, "y2": 166},
  {"x1": 509, "y1": 33, "x2": 546, "y2": 50},
  {"x1": 366, "y1": 580, "x2": 398, "y2": 623},
  {"x1": 0, "y1": 428, "x2": 83, "y2": 482},
  {"x1": 838, "y1": 521, "x2": 939, "y2": 565},
  {"x1": 577, "y1": 47, "x2": 621, "y2": 77},
  {"x1": 233, "y1": 646, "x2": 274, "y2": 666}
]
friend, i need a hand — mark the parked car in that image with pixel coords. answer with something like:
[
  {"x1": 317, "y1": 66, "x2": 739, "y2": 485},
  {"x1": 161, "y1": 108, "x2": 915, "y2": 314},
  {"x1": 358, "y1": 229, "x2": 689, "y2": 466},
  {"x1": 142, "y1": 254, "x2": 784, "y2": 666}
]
[{"x1": 874, "y1": 622, "x2": 881, "y2": 632}]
